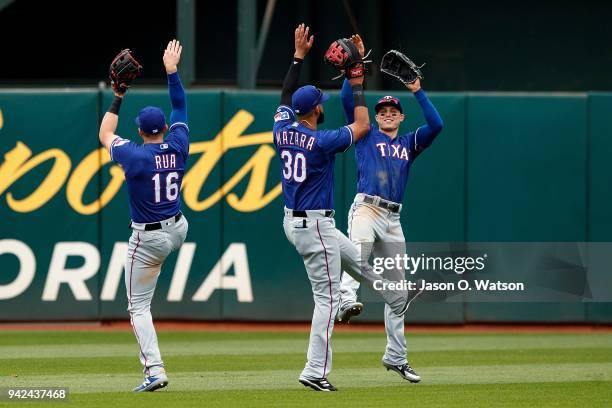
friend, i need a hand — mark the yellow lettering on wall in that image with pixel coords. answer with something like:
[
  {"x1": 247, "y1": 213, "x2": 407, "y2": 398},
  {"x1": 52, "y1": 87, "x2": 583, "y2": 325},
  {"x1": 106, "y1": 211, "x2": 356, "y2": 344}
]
[
  {"x1": 0, "y1": 109, "x2": 4, "y2": 130},
  {"x1": 225, "y1": 145, "x2": 282, "y2": 212},
  {"x1": 66, "y1": 148, "x2": 125, "y2": 215},
  {"x1": 0, "y1": 142, "x2": 71, "y2": 212},
  {"x1": 182, "y1": 109, "x2": 282, "y2": 211},
  {"x1": 1, "y1": 109, "x2": 283, "y2": 215}
]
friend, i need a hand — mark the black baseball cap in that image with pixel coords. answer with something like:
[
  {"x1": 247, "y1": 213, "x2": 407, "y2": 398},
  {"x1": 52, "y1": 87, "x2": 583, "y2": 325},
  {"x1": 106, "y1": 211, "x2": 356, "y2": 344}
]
[{"x1": 375, "y1": 95, "x2": 403, "y2": 114}]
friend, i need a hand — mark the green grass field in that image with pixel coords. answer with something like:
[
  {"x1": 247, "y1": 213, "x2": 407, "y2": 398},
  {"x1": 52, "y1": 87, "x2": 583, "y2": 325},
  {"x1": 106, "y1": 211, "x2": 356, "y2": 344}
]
[{"x1": 0, "y1": 329, "x2": 611, "y2": 407}]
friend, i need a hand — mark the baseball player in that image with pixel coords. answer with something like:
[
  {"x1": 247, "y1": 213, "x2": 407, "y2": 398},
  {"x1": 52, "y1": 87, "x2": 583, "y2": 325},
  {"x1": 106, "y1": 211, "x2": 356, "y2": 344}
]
[
  {"x1": 335, "y1": 36, "x2": 444, "y2": 383},
  {"x1": 98, "y1": 40, "x2": 189, "y2": 392},
  {"x1": 275, "y1": 25, "x2": 420, "y2": 392}
]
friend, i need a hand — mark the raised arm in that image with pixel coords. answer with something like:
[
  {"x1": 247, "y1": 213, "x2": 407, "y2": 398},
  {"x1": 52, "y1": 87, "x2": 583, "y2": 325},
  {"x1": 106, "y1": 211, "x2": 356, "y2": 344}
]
[
  {"x1": 346, "y1": 75, "x2": 370, "y2": 142},
  {"x1": 100, "y1": 49, "x2": 143, "y2": 151},
  {"x1": 280, "y1": 24, "x2": 313, "y2": 106},
  {"x1": 406, "y1": 78, "x2": 444, "y2": 150},
  {"x1": 340, "y1": 79, "x2": 354, "y2": 124},
  {"x1": 339, "y1": 34, "x2": 366, "y2": 124},
  {"x1": 99, "y1": 92, "x2": 123, "y2": 151},
  {"x1": 163, "y1": 39, "x2": 187, "y2": 124},
  {"x1": 345, "y1": 35, "x2": 369, "y2": 141}
]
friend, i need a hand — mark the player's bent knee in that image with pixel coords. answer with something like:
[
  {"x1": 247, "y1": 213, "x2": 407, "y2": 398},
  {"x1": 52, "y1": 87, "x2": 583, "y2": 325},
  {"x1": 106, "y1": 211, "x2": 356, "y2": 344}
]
[
  {"x1": 127, "y1": 306, "x2": 151, "y2": 316},
  {"x1": 127, "y1": 299, "x2": 152, "y2": 314}
]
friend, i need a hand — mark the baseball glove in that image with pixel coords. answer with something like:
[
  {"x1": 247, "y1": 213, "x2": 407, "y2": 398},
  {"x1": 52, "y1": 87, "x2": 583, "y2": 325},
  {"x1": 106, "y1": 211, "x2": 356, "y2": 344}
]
[
  {"x1": 109, "y1": 49, "x2": 143, "y2": 94},
  {"x1": 380, "y1": 50, "x2": 424, "y2": 85},
  {"x1": 324, "y1": 38, "x2": 370, "y2": 80}
]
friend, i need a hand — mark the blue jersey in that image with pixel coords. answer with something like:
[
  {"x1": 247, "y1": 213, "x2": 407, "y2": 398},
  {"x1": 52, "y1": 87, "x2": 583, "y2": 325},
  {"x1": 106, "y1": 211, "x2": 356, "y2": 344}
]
[
  {"x1": 354, "y1": 129, "x2": 420, "y2": 203},
  {"x1": 340, "y1": 80, "x2": 443, "y2": 203},
  {"x1": 273, "y1": 105, "x2": 353, "y2": 210},
  {"x1": 110, "y1": 123, "x2": 189, "y2": 223}
]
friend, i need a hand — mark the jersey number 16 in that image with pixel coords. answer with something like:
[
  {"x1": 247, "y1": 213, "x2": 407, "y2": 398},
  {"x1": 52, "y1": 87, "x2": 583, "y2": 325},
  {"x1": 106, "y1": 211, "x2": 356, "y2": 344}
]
[
  {"x1": 152, "y1": 172, "x2": 179, "y2": 203},
  {"x1": 281, "y1": 150, "x2": 307, "y2": 183}
]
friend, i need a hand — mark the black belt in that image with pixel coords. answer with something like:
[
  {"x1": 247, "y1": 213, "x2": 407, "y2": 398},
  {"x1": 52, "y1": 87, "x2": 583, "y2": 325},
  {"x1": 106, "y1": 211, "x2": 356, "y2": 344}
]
[
  {"x1": 292, "y1": 210, "x2": 334, "y2": 218},
  {"x1": 131, "y1": 212, "x2": 182, "y2": 231},
  {"x1": 363, "y1": 196, "x2": 401, "y2": 214}
]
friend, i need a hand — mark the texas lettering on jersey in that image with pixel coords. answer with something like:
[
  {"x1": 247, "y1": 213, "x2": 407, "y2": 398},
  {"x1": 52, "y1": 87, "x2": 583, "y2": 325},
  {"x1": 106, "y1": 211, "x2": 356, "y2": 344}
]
[{"x1": 375, "y1": 142, "x2": 410, "y2": 161}]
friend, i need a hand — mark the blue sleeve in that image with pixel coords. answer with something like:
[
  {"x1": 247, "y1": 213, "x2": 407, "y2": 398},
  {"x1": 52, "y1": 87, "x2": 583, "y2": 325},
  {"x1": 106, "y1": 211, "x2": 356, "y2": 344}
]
[
  {"x1": 340, "y1": 79, "x2": 355, "y2": 124},
  {"x1": 273, "y1": 105, "x2": 296, "y2": 127},
  {"x1": 166, "y1": 123, "x2": 190, "y2": 159},
  {"x1": 109, "y1": 137, "x2": 138, "y2": 169},
  {"x1": 317, "y1": 126, "x2": 354, "y2": 155},
  {"x1": 168, "y1": 72, "x2": 187, "y2": 125},
  {"x1": 410, "y1": 89, "x2": 444, "y2": 152}
]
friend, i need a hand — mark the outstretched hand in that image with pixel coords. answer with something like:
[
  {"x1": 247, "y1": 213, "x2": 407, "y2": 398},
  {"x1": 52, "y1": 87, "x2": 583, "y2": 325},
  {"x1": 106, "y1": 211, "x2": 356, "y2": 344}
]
[
  {"x1": 163, "y1": 39, "x2": 182, "y2": 74},
  {"x1": 294, "y1": 23, "x2": 314, "y2": 59},
  {"x1": 350, "y1": 34, "x2": 365, "y2": 57}
]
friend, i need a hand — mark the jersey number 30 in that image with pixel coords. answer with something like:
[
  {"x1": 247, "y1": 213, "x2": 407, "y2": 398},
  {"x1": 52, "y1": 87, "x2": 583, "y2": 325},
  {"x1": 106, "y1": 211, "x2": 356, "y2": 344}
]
[
  {"x1": 152, "y1": 172, "x2": 179, "y2": 203},
  {"x1": 281, "y1": 150, "x2": 306, "y2": 182}
]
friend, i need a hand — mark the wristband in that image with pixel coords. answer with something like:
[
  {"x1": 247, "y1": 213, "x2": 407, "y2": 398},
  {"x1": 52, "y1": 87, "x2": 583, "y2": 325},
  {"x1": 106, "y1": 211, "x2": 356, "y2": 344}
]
[
  {"x1": 352, "y1": 84, "x2": 366, "y2": 107},
  {"x1": 108, "y1": 96, "x2": 123, "y2": 115}
]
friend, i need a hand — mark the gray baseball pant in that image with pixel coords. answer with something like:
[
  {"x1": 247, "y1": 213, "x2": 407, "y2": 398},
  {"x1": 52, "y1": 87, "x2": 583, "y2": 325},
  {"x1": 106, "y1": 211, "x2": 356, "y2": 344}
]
[
  {"x1": 340, "y1": 196, "x2": 409, "y2": 366},
  {"x1": 283, "y1": 208, "x2": 406, "y2": 380},
  {"x1": 125, "y1": 214, "x2": 188, "y2": 377}
]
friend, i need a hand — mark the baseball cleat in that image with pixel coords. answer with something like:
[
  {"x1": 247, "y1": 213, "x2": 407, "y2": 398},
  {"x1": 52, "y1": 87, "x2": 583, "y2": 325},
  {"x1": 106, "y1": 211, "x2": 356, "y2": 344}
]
[
  {"x1": 396, "y1": 279, "x2": 424, "y2": 316},
  {"x1": 132, "y1": 373, "x2": 169, "y2": 392},
  {"x1": 299, "y1": 377, "x2": 338, "y2": 391},
  {"x1": 383, "y1": 361, "x2": 421, "y2": 383},
  {"x1": 336, "y1": 302, "x2": 364, "y2": 323}
]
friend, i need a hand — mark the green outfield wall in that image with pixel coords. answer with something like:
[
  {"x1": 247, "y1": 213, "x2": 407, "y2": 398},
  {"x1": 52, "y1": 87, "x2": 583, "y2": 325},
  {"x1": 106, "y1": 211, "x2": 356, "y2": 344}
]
[{"x1": 0, "y1": 90, "x2": 610, "y2": 323}]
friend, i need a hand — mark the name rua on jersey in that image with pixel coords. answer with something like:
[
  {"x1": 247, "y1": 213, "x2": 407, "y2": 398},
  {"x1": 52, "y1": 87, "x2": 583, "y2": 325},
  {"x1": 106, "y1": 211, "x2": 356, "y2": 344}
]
[
  {"x1": 275, "y1": 130, "x2": 315, "y2": 151},
  {"x1": 155, "y1": 153, "x2": 177, "y2": 170},
  {"x1": 376, "y1": 142, "x2": 410, "y2": 161}
]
